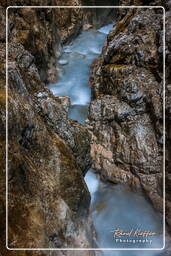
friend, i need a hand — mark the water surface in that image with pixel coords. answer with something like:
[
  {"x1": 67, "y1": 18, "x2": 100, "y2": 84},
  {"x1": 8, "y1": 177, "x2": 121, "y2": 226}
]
[
  {"x1": 85, "y1": 170, "x2": 163, "y2": 253},
  {"x1": 49, "y1": 23, "x2": 164, "y2": 254},
  {"x1": 49, "y1": 24, "x2": 113, "y2": 124}
]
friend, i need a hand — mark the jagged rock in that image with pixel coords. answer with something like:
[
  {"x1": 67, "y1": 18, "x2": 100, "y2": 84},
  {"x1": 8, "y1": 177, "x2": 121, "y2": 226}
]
[
  {"x1": 7, "y1": 6, "x2": 62, "y2": 83},
  {"x1": 0, "y1": 3, "x2": 96, "y2": 254},
  {"x1": 0, "y1": 1, "x2": 170, "y2": 255},
  {"x1": 37, "y1": 94, "x2": 92, "y2": 173},
  {"x1": 89, "y1": 95, "x2": 162, "y2": 175},
  {"x1": 83, "y1": 24, "x2": 93, "y2": 31},
  {"x1": 4, "y1": 41, "x2": 94, "y2": 251},
  {"x1": 54, "y1": 0, "x2": 84, "y2": 44},
  {"x1": 88, "y1": 5, "x2": 167, "y2": 228}
]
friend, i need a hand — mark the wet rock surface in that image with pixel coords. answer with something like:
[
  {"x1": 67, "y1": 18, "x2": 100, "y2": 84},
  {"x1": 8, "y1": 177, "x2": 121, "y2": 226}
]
[
  {"x1": 7, "y1": 5, "x2": 62, "y2": 83},
  {"x1": 6, "y1": 1, "x2": 90, "y2": 84},
  {"x1": 0, "y1": 0, "x2": 170, "y2": 255},
  {"x1": 6, "y1": 36, "x2": 94, "y2": 252},
  {"x1": 0, "y1": 1, "x2": 97, "y2": 255},
  {"x1": 87, "y1": 2, "x2": 169, "y2": 233}
]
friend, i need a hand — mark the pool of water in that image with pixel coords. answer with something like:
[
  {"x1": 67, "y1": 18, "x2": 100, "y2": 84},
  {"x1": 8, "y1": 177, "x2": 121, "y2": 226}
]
[{"x1": 85, "y1": 170, "x2": 163, "y2": 253}]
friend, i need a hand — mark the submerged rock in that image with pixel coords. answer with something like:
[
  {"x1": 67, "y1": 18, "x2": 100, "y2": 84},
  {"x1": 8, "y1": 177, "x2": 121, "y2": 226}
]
[{"x1": 83, "y1": 24, "x2": 93, "y2": 31}]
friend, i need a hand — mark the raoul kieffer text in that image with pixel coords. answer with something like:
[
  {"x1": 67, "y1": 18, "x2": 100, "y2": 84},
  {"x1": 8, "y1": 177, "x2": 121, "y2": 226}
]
[{"x1": 111, "y1": 228, "x2": 156, "y2": 238}]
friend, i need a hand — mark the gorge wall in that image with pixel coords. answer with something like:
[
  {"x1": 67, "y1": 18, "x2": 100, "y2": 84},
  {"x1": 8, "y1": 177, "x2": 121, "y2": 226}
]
[
  {"x1": 0, "y1": 0, "x2": 170, "y2": 255},
  {"x1": 87, "y1": 0, "x2": 171, "y2": 242},
  {"x1": 1, "y1": 2, "x2": 96, "y2": 255}
]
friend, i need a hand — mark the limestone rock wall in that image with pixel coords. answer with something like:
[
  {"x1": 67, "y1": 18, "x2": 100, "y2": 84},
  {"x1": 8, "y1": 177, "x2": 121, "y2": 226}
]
[
  {"x1": 0, "y1": 0, "x2": 170, "y2": 255},
  {"x1": 5, "y1": 1, "x2": 118, "y2": 83},
  {"x1": 0, "y1": 1, "x2": 96, "y2": 255},
  {"x1": 5, "y1": 1, "x2": 85, "y2": 83},
  {"x1": 6, "y1": 42, "x2": 94, "y2": 252},
  {"x1": 88, "y1": 0, "x2": 171, "y2": 232}
]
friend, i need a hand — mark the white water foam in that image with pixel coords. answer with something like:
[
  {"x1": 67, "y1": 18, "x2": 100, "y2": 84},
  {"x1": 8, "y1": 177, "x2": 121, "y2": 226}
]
[
  {"x1": 49, "y1": 24, "x2": 114, "y2": 123},
  {"x1": 98, "y1": 23, "x2": 114, "y2": 34}
]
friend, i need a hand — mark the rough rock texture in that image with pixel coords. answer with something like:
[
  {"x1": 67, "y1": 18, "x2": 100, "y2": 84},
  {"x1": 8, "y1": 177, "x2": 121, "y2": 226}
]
[
  {"x1": 54, "y1": 0, "x2": 119, "y2": 43},
  {"x1": 7, "y1": 5, "x2": 61, "y2": 83},
  {"x1": 5, "y1": 1, "x2": 118, "y2": 85},
  {"x1": 88, "y1": 2, "x2": 168, "y2": 230},
  {"x1": 0, "y1": 0, "x2": 170, "y2": 255},
  {"x1": 1, "y1": 38, "x2": 95, "y2": 253},
  {"x1": 54, "y1": 1, "x2": 84, "y2": 44},
  {"x1": 165, "y1": 0, "x2": 171, "y2": 240},
  {"x1": 6, "y1": 2, "x2": 84, "y2": 83},
  {"x1": 0, "y1": 2, "x2": 97, "y2": 255},
  {"x1": 7, "y1": 42, "x2": 94, "y2": 250},
  {"x1": 81, "y1": 0, "x2": 119, "y2": 29}
]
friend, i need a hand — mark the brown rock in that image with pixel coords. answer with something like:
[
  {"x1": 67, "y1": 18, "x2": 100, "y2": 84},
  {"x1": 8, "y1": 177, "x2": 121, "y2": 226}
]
[
  {"x1": 0, "y1": 3, "x2": 95, "y2": 253},
  {"x1": 87, "y1": 5, "x2": 167, "y2": 231}
]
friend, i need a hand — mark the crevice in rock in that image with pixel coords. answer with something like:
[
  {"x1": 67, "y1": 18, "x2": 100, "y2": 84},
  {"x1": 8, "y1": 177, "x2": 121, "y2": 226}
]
[{"x1": 1, "y1": 1, "x2": 170, "y2": 254}]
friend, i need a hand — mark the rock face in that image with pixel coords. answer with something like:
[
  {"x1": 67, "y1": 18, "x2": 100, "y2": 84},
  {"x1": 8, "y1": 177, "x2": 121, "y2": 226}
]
[
  {"x1": 6, "y1": 2, "x2": 85, "y2": 84},
  {"x1": 7, "y1": 5, "x2": 61, "y2": 83},
  {"x1": 0, "y1": 0, "x2": 170, "y2": 255},
  {"x1": 6, "y1": 43, "x2": 94, "y2": 251},
  {"x1": 5, "y1": 1, "x2": 118, "y2": 85},
  {"x1": 0, "y1": 2, "x2": 96, "y2": 255},
  {"x1": 54, "y1": 0, "x2": 84, "y2": 44},
  {"x1": 81, "y1": 0, "x2": 119, "y2": 29},
  {"x1": 88, "y1": 1, "x2": 170, "y2": 230}
]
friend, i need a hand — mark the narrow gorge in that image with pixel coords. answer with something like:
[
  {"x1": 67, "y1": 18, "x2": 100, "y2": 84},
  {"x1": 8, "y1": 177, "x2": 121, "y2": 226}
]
[
  {"x1": 49, "y1": 20, "x2": 163, "y2": 252},
  {"x1": 0, "y1": 1, "x2": 171, "y2": 256}
]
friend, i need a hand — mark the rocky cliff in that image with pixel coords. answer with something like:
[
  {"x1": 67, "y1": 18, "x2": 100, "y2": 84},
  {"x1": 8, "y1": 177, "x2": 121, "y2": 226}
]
[
  {"x1": 6, "y1": 1, "x2": 85, "y2": 84},
  {"x1": 88, "y1": 0, "x2": 171, "y2": 240},
  {"x1": 1, "y1": 2, "x2": 96, "y2": 255},
  {"x1": 0, "y1": 0, "x2": 170, "y2": 255}
]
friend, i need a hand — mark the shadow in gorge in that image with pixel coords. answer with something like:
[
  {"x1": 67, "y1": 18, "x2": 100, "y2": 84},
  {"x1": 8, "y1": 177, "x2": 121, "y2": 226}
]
[
  {"x1": 82, "y1": 0, "x2": 119, "y2": 28},
  {"x1": 48, "y1": 14, "x2": 164, "y2": 255},
  {"x1": 82, "y1": 0, "x2": 119, "y2": 6}
]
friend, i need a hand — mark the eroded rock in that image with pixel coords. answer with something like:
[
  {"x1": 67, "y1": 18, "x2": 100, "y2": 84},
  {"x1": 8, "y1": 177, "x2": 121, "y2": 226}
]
[
  {"x1": 0, "y1": 3, "x2": 96, "y2": 254},
  {"x1": 88, "y1": 5, "x2": 167, "y2": 228}
]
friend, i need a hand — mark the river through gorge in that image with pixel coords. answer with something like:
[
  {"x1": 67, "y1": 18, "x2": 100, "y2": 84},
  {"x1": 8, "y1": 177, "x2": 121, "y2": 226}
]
[{"x1": 49, "y1": 24, "x2": 163, "y2": 255}]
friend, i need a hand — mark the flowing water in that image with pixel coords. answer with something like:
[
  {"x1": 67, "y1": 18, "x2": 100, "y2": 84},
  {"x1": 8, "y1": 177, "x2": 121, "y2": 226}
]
[
  {"x1": 49, "y1": 24, "x2": 113, "y2": 124},
  {"x1": 49, "y1": 24, "x2": 163, "y2": 254},
  {"x1": 85, "y1": 171, "x2": 163, "y2": 255}
]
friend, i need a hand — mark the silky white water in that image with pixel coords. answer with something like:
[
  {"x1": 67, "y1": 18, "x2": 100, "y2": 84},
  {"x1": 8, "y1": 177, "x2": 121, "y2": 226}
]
[
  {"x1": 49, "y1": 24, "x2": 113, "y2": 124},
  {"x1": 85, "y1": 171, "x2": 163, "y2": 253},
  {"x1": 49, "y1": 24, "x2": 163, "y2": 254}
]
